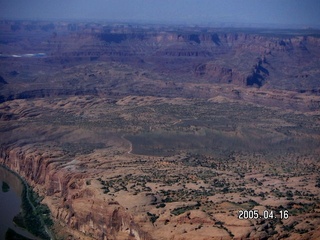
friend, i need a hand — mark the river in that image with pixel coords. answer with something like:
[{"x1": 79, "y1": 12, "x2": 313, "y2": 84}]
[{"x1": 0, "y1": 165, "x2": 41, "y2": 240}]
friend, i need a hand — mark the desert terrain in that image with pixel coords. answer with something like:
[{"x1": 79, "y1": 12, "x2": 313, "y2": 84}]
[{"x1": 0, "y1": 20, "x2": 320, "y2": 240}]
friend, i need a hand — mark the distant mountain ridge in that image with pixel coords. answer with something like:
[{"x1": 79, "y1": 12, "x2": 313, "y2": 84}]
[{"x1": 0, "y1": 20, "x2": 320, "y2": 110}]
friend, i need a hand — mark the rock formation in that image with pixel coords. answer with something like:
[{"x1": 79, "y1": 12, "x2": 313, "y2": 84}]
[
  {"x1": 0, "y1": 20, "x2": 320, "y2": 240},
  {"x1": 0, "y1": 144, "x2": 152, "y2": 240}
]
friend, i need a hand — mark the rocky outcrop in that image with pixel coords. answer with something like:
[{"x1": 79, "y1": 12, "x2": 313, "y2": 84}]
[{"x1": 0, "y1": 145, "x2": 152, "y2": 240}]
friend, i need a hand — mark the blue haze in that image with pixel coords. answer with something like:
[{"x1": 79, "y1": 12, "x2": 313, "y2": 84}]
[{"x1": 0, "y1": 0, "x2": 320, "y2": 28}]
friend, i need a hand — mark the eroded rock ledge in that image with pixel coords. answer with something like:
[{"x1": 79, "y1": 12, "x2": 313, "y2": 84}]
[{"x1": 0, "y1": 145, "x2": 152, "y2": 240}]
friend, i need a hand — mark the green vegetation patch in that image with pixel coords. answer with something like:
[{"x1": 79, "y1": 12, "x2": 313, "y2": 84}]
[
  {"x1": 147, "y1": 212, "x2": 159, "y2": 224},
  {"x1": 239, "y1": 200, "x2": 259, "y2": 209},
  {"x1": 19, "y1": 185, "x2": 53, "y2": 239},
  {"x1": 171, "y1": 202, "x2": 201, "y2": 216}
]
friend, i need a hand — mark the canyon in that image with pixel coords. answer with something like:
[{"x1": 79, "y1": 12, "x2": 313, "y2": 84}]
[
  {"x1": 0, "y1": 20, "x2": 320, "y2": 240},
  {"x1": 1, "y1": 21, "x2": 320, "y2": 109}
]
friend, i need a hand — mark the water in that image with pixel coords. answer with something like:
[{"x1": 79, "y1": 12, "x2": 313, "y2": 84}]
[{"x1": 0, "y1": 166, "x2": 40, "y2": 239}]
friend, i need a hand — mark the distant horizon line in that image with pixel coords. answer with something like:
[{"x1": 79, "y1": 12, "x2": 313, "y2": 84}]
[{"x1": 1, "y1": 18, "x2": 320, "y2": 30}]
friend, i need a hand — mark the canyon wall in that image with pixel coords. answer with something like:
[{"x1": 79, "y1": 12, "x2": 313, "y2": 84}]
[
  {"x1": 1, "y1": 21, "x2": 320, "y2": 92},
  {"x1": 0, "y1": 144, "x2": 152, "y2": 240}
]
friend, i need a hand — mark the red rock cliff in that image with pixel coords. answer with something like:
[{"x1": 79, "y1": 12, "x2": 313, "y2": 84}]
[{"x1": 0, "y1": 144, "x2": 152, "y2": 240}]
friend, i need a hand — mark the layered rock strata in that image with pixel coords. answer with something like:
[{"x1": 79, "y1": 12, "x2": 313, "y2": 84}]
[{"x1": 0, "y1": 145, "x2": 151, "y2": 240}]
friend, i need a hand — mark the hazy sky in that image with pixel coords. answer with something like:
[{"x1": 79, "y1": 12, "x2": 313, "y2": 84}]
[{"x1": 1, "y1": 0, "x2": 320, "y2": 27}]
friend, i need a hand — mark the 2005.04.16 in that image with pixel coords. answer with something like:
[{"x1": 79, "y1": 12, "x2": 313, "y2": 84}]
[{"x1": 238, "y1": 210, "x2": 289, "y2": 220}]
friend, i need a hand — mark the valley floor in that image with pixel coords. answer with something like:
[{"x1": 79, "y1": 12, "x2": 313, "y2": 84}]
[{"x1": 1, "y1": 94, "x2": 319, "y2": 239}]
